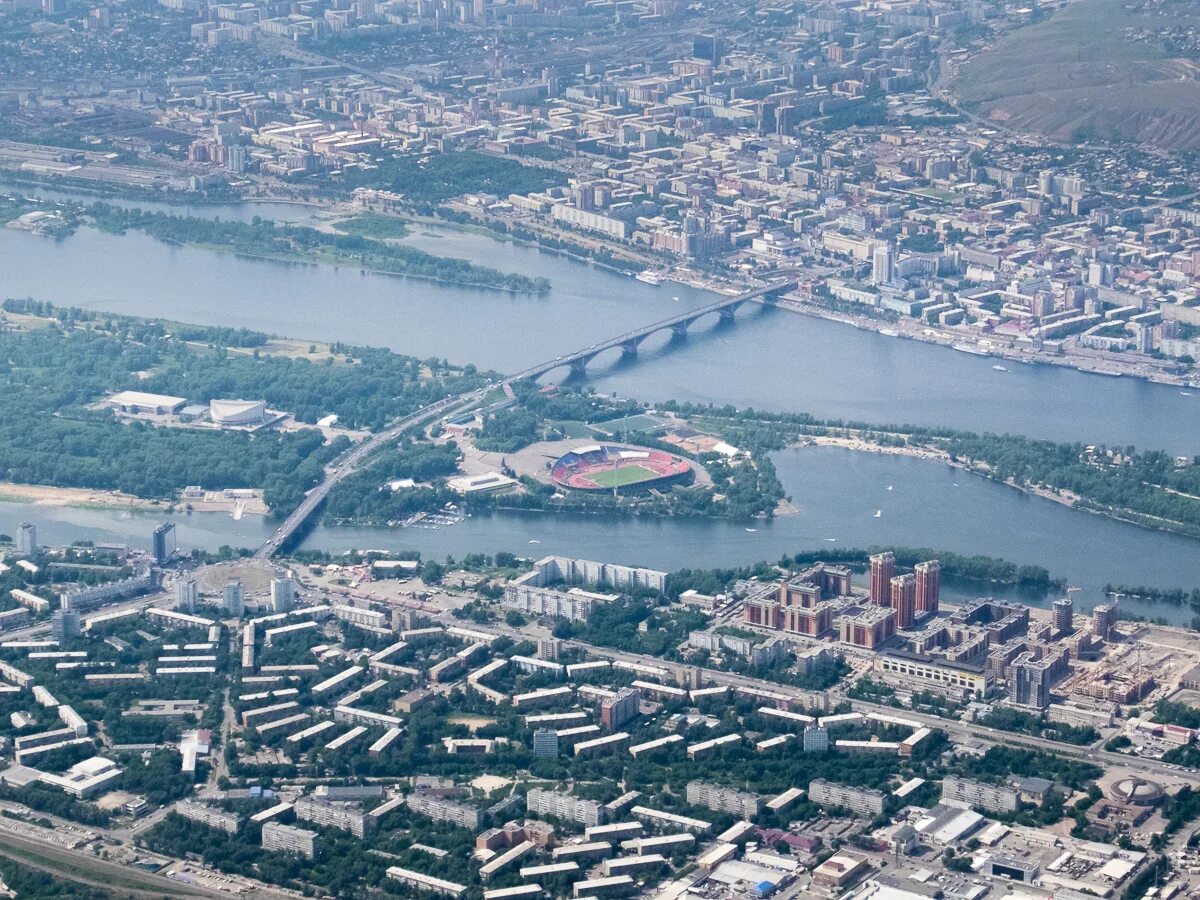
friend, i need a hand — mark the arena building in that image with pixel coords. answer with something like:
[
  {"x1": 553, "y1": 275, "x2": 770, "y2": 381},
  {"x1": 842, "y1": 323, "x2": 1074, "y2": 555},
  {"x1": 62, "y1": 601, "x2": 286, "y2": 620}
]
[{"x1": 550, "y1": 444, "x2": 693, "y2": 494}]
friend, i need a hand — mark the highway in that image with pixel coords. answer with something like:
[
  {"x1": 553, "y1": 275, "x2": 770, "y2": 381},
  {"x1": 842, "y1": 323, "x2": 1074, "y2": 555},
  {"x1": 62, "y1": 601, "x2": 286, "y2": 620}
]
[
  {"x1": 0, "y1": 821, "x2": 292, "y2": 899},
  {"x1": 254, "y1": 389, "x2": 489, "y2": 560}
]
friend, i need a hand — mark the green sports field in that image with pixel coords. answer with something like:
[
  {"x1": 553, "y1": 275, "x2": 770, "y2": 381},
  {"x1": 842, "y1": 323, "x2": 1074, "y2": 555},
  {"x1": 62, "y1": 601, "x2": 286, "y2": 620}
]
[{"x1": 586, "y1": 465, "x2": 660, "y2": 488}]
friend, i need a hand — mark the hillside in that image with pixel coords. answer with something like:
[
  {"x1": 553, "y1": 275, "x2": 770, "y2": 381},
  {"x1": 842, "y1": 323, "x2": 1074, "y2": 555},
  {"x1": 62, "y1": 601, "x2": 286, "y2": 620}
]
[{"x1": 952, "y1": 0, "x2": 1200, "y2": 149}]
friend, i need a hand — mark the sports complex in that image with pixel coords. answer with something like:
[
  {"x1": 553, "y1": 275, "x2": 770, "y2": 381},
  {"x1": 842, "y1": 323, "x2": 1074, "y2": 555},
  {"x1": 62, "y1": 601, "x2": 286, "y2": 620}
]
[{"x1": 550, "y1": 444, "x2": 694, "y2": 493}]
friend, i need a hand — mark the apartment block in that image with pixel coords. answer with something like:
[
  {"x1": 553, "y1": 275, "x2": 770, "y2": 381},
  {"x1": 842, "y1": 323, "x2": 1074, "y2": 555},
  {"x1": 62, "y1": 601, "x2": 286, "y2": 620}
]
[
  {"x1": 941, "y1": 775, "x2": 1019, "y2": 814},
  {"x1": 808, "y1": 779, "x2": 885, "y2": 817},
  {"x1": 685, "y1": 781, "x2": 761, "y2": 819},
  {"x1": 262, "y1": 822, "x2": 320, "y2": 858},
  {"x1": 526, "y1": 788, "x2": 605, "y2": 827}
]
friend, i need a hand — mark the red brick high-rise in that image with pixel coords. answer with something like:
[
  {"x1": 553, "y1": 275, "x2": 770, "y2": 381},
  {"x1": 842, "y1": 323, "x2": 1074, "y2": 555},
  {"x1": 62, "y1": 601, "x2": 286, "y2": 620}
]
[
  {"x1": 869, "y1": 552, "x2": 895, "y2": 606},
  {"x1": 914, "y1": 560, "x2": 941, "y2": 615},
  {"x1": 890, "y1": 573, "x2": 916, "y2": 629}
]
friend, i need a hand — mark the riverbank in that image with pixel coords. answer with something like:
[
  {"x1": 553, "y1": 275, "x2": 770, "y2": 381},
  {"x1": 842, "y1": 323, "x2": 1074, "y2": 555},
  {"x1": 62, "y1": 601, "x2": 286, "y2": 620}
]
[
  {"x1": 799, "y1": 433, "x2": 1200, "y2": 543},
  {"x1": 769, "y1": 295, "x2": 1194, "y2": 388},
  {"x1": 0, "y1": 482, "x2": 268, "y2": 517},
  {"x1": 804, "y1": 434, "x2": 1084, "y2": 509},
  {"x1": 0, "y1": 482, "x2": 165, "y2": 513}
]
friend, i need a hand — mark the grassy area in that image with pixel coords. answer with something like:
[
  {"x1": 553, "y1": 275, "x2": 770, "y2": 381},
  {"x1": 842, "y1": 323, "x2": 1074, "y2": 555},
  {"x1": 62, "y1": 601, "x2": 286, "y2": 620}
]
[
  {"x1": 589, "y1": 413, "x2": 670, "y2": 435},
  {"x1": 953, "y1": 0, "x2": 1200, "y2": 148},
  {"x1": 332, "y1": 211, "x2": 410, "y2": 240},
  {"x1": 587, "y1": 464, "x2": 661, "y2": 488}
]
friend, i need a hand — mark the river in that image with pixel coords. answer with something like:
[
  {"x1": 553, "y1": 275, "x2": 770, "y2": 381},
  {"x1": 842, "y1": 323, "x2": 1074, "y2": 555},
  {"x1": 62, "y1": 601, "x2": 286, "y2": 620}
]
[
  {"x1": 4, "y1": 446, "x2": 1198, "y2": 622},
  {"x1": 2, "y1": 199, "x2": 1199, "y2": 615},
  {"x1": 3, "y1": 218, "x2": 1197, "y2": 452}
]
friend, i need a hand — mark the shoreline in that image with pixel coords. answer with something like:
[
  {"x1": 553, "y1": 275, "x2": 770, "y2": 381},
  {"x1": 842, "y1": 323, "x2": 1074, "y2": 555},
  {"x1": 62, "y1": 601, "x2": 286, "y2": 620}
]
[
  {"x1": 765, "y1": 296, "x2": 1193, "y2": 389},
  {"x1": 0, "y1": 482, "x2": 266, "y2": 517},
  {"x1": 798, "y1": 435, "x2": 1200, "y2": 544}
]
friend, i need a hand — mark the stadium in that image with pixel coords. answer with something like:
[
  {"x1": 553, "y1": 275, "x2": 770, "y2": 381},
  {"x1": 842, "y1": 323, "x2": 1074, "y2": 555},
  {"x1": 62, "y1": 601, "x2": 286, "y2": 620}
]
[{"x1": 550, "y1": 444, "x2": 694, "y2": 494}]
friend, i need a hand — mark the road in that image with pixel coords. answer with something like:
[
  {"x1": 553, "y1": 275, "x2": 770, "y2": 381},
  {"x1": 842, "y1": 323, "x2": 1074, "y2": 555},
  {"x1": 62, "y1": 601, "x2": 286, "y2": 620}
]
[
  {"x1": 503, "y1": 279, "x2": 795, "y2": 384},
  {"x1": 256, "y1": 281, "x2": 795, "y2": 561},
  {"x1": 254, "y1": 389, "x2": 489, "y2": 560},
  {"x1": 0, "y1": 822, "x2": 285, "y2": 899}
]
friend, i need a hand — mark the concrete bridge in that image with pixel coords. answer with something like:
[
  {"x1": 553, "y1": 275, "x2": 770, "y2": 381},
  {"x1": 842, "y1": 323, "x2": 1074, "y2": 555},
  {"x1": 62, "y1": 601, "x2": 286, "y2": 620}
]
[
  {"x1": 257, "y1": 278, "x2": 794, "y2": 558},
  {"x1": 505, "y1": 279, "x2": 796, "y2": 383}
]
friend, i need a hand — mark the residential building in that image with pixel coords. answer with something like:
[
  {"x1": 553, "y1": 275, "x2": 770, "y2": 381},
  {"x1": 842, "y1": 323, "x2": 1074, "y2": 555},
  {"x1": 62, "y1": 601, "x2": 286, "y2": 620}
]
[
  {"x1": 685, "y1": 781, "x2": 761, "y2": 818},
  {"x1": 294, "y1": 797, "x2": 374, "y2": 837},
  {"x1": 223, "y1": 580, "x2": 244, "y2": 617},
  {"x1": 941, "y1": 775, "x2": 1019, "y2": 814},
  {"x1": 890, "y1": 574, "x2": 916, "y2": 629},
  {"x1": 175, "y1": 800, "x2": 243, "y2": 833},
  {"x1": 809, "y1": 779, "x2": 885, "y2": 817},
  {"x1": 600, "y1": 687, "x2": 641, "y2": 730},
  {"x1": 526, "y1": 788, "x2": 605, "y2": 827},
  {"x1": 869, "y1": 552, "x2": 894, "y2": 605},
  {"x1": 16, "y1": 522, "x2": 36, "y2": 557},
  {"x1": 532, "y1": 728, "x2": 559, "y2": 759},
  {"x1": 406, "y1": 790, "x2": 481, "y2": 829},
  {"x1": 262, "y1": 822, "x2": 319, "y2": 858},
  {"x1": 914, "y1": 560, "x2": 940, "y2": 614}
]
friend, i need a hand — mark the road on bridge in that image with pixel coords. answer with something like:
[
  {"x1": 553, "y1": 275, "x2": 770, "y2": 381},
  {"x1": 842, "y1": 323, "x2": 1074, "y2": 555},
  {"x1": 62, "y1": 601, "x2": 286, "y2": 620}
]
[
  {"x1": 254, "y1": 390, "x2": 488, "y2": 559},
  {"x1": 256, "y1": 278, "x2": 795, "y2": 559},
  {"x1": 503, "y1": 278, "x2": 795, "y2": 384}
]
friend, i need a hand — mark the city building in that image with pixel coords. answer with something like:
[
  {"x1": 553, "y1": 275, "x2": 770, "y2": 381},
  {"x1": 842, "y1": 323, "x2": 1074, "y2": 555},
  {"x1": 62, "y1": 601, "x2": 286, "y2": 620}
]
[
  {"x1": 809, "y1": 779, "x2": 885, "y2": 817},
  {"x1": 941, "y1": 775, "x2": 1019, "y2": 814},
  {"x1": 175, "y1": 577, "x2": 198, "y2": 612},
  {"x1": 685, "y1": 781, "x2": 761, "y2": 818},
  {"x1": 889, "y1": 573, "x2": 916, "y2": 629},
  {"x1": 223, "y1": 580, "x2": 244, "y2": 618},
  {"x1": 175, "y1": 800, "x2": 243, "y2": 833},
  {"x1": 503, "y1": 583, "x2": 617, "y2": 622},
  {"x1": 152, "y1": 522, "x2": 176, "y2": 565},
  {"x1": 1093, "y1": 603, "x2": 1117, "y2": 640},
  {"x1": 1053, "y1": 597, "x2": 1074, "y2": 634},
  {"x1": 262, "y1": 822, "x2": 320, "y2": 858},
  {"x1": 869, "y1": 552, "x2": 894, "y2": 606},
  {"x1": 532, "y1": 728, "x2": 559, "y2": 759},
  {"x1": 526, "y1": 789, "x2": 605, "y2": 827},
  {"x1": 50, "y1": 609, "x2": 80, "y2": 643},
  {"x1": 294, "y1": 797, "x2": 374, "y2": 837},
  {"x1": 803, "y1": 724, "x2": 830, "y2": 753},
  {"x1": 406, "y1": 790, "x2": 481, "y2": 829},
  {"x1": 60, "y1": 569, "x2": 154, "y2": 612},
  {"x1": 914, "y1": 560, "x2": 940, "y2": 614},
  {"x1": 16, "y1": 522, "x2": 37, "y2": 557},
  {"x1": 270, "y1": 575, "x2": 295, "y2": 613},
  {"x1": 600, "y1": 687, "x2": 641, "y2": 730},
  {"x1": 1009, "y1": 648, "x2": 1070, "y2": 709},
  {"x1": 875, "y1": 650, "x2": 992, "y2": 699},
  {"x1": 517, "y1": 556, "x2": 667, "y2": 592},
  {"x1": 839, "y1": 606, "x2": 896, "y2": 649},
  {"x1": 386, "y1": 867, "x2": 466, "y2": 898}
]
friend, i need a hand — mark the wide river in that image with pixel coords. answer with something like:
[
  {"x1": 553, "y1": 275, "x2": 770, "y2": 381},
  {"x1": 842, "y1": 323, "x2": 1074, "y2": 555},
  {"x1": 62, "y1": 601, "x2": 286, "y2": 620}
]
[{"x1": 2, "y1": 198, "x2": 1199, "y2": 617}]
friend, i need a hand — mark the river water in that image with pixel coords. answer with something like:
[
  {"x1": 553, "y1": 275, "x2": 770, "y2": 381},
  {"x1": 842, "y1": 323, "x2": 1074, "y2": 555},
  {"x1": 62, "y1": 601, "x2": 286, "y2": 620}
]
[
  {"x1": 2, "y1": 199, "x2": 1199, "y2": 618},
  {"x1": 4, "y1": 446, "x2": 1198, "y2": 621}
]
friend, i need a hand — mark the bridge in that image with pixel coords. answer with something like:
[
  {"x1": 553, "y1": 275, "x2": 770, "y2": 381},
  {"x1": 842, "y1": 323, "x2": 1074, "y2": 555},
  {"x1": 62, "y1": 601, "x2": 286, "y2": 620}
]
[
  {"x1": 504, "y1": 279, "x2": 796, "y2": 383},
  {"x1": 253, "y1": 390, "x2": 487, "y2": 560},
  {"x1": 256, "y1": 278, "x2": 796, "y2": 559}
]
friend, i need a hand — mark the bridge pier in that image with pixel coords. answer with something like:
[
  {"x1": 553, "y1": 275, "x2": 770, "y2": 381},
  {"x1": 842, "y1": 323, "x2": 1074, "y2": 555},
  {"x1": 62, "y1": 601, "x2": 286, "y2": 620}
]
[
  {"x1": 621, "y1": 338, "x2": 640, "y2": 357},
  {"x1": 718, "y1": 306, "x2": 738, "y2": 322},
  {"x1": 671, "y1": 321, "x2": 691, "y2": 337},
  {"x1": 569, "y1": 358, "x2": 589, "y2": 378}
]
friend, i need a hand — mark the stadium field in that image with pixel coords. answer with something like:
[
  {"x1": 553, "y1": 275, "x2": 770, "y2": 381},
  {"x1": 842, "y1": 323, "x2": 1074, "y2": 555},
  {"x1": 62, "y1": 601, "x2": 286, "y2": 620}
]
[{"x1": 586, "y1": 465, "x2": 661, "y2": 488}]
